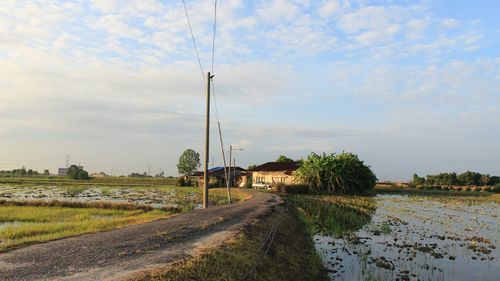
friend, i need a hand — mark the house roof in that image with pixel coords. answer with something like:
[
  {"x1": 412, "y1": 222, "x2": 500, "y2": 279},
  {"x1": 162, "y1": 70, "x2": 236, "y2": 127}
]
[
  {"x1": 192, "y1": 166, "x2": 245, "y2": 177},
  {"x1": 249, "y1": 161, "x2": 301, "y2": 172}
]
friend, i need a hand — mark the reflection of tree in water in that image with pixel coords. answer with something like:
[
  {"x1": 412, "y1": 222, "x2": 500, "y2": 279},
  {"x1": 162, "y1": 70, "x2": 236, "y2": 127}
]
[{"x1": 287, "y1": 195, "x2": 376, "y2": 236}]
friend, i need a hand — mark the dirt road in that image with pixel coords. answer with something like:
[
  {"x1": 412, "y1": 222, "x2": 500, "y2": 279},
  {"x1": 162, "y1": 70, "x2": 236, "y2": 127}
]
[{"x1": 0, "y1": 190, "x2": 282, "y2": 281}]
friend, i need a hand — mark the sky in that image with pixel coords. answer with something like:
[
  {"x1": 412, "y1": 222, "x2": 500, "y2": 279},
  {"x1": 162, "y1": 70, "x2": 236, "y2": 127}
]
[{"x1": 0, "y1": 0, "x2": 499, "y2": 180}]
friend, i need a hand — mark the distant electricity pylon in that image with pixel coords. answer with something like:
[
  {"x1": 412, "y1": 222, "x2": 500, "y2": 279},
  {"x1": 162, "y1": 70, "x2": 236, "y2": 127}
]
[{"x1": 65, "y1": 154, "x2": 71, "y2": 168}]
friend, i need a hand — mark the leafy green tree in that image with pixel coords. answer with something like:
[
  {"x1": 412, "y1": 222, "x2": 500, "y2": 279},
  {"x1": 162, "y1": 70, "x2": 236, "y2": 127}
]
[
  {"x1": 67, "y1": 165, "x2": 89, "y2": 180},
  {"x1": 295, "y1": 152, "x2": 377, "y2": 193},
  {"x1": 412, "y1": 173, "x2": 425, "y2": 185},
  {"x1": 177, "y1": 149, "x2": 201, "y2": 176},
  {"x1": 247, "y1": 164, "x2": 257, "y2": 170},
  {"x1": 457, "y1": 171, "x2": 481, "y2": 186},
  {"x1": 276, "y1": 155, "x2": 294, "y2": 162}
]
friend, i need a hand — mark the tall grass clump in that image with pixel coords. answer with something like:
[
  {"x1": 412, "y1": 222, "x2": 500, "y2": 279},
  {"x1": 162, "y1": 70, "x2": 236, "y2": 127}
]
[{"x1": 286, "y1": 195, "x2": 376, "y2": 236}]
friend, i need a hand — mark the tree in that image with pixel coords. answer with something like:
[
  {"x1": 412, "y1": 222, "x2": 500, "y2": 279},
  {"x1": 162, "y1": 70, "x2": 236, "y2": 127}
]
[
  {"x1": 295, "y1": 152, "x2": 377, "y2": 193},
  {"x1": 247, "y1": 164, "x2": 257, "y2": 170},
  {"x1": 276, "y1": 155, "x2": 294, "y2": 162},
  {"x1": 177, "y1": 149, "x2": 201, "y2": 176},
  {"x1": 67, "y1": 165, "x2": 89, "y2": 180},
  {"x1": 412, "y1": 173, "x2": 425, "y2": 185}
]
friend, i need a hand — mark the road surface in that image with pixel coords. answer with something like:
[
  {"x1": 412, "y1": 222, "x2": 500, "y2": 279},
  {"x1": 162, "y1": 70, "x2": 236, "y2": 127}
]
[{"x1": 0, "y1": 189, "x2": 282, "y2": 281}]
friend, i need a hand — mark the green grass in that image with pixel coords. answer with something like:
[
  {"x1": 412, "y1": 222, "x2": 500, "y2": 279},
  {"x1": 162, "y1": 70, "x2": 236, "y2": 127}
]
[
  {"x1": 137, "y1": 206, "x2": 327, "y2": 281},
  {"x1": 285, "y1": 195, "x2": 376, "y2": 236},
  {"x1": 0, "y1": 204, "x2": 171, "y2": 252},
  {"x1": 0, "y1": 181, "x2": 251, "y2": 252}
]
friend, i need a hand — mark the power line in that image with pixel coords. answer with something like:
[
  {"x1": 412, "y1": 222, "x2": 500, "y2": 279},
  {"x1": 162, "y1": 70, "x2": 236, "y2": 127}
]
[
  {"x1": 182, "y1": 0, "x2": 205, "y2": 80},
  {"x1": 211, "y1": 0, "x2": 217, "y2": 74}
]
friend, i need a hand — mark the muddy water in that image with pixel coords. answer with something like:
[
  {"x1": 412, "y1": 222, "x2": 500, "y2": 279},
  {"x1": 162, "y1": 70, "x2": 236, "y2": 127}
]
[
  {"x1": 0, "y1": 185, "x2": 196, "y2": 208},
  {"x1": 315, "y1": 195, "x2": 499, "y2": 281}
]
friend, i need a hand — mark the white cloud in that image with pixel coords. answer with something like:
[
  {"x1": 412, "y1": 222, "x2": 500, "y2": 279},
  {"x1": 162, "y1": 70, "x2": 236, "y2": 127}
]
[
  {"x1": 405, "y1": 18, "x2": 429, "y2": 40},
  {"x1": 440, "y1": 18, "x2": 460, "y2": 29},
  {"x1": 338, "y1": 6, "x2": 393, "y2": 34},
  {"x1": 257, "y1": 0, "x2": 300, "y2": 23},
  {"x1": 317, "y1": 0, "x2": 341, "y2": 18},
  {"x1": 93, "y1": 15, "x2": 143, "y2": 39}
]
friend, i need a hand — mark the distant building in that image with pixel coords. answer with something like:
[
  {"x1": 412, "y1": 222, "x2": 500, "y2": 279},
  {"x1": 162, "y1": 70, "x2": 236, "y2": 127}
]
[
  {"x1": 193, "y1": 166, "x2": 248, "y2": 187},
  {"x1": 249, "y1": 161, "x2": 301, "y2": 185},
  {"x1": 58, "y1": 168, "x2": 68, "y2": 176},
  {"x1": 58, "y1": 166, "x2": 83, "y2": 177}
]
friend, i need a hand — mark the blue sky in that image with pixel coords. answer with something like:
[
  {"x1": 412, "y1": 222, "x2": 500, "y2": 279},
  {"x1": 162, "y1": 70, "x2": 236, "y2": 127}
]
[{"x1": 0, "y1": 0, "x2": 499, "y2": 180}]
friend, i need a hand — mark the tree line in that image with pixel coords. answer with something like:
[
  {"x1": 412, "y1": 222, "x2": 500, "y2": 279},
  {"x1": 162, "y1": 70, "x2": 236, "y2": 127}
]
[{"x1": 412, "y1": 171, "x2": 499, "y2": 186}]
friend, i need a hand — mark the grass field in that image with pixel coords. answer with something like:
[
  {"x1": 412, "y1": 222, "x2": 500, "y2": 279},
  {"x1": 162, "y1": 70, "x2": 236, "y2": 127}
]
[
  {"x1": 0, "y1": 202, "x2": 170, "y2": 252},
  {"x1": 0, "y1": 178, "x2": 250, "y2": 252}
]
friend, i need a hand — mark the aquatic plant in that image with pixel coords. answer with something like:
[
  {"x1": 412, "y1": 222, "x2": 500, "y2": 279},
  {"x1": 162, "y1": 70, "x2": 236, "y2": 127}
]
[{"x1": 286, "y1": 195, "x2": 376, "y2": 236}]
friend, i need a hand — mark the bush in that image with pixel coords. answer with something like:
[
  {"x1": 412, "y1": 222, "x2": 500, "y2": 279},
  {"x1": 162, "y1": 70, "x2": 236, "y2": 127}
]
[
  {"x1": 176, "y1": 177, "x2": 193, "y2": 187},
  {"x1": 243, "y1": 180, "x2": 252, "y2": 189},
  {"x1": 208, "y1": 178, "x2": 220, "y2": 188},
  {"x1": 272, "y1": 183, "x2": 309, "y2": 194},
  {"x1": 492, "y1": 184, "x2": 500, "y2": 193},
  {"x1": 67, "y1": 165, "x2": 89, "y2": 180},
  {"x1": 272, "y1": 183, "x2": 286, "y2": 193},
  {"x1": 295, "y1": 152, "x2": 377, "y2": 194},
  {"x1": 284, "y1": 184, "x2": 310, "y2": 194}
]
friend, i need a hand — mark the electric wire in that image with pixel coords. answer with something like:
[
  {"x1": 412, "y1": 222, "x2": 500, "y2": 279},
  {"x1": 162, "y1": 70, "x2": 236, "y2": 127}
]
[
  {"x1": 181, "y1": 0, "x2": 230, "y2": 202},
  {"x1": 182, "y1": 0, "x2": 205, "y2": 80},
  {"x1": 239, "y1": 220, "x2": 278, "y2": 280}
]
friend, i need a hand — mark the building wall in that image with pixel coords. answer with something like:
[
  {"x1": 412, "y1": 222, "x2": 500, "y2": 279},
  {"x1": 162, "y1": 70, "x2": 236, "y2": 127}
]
[{"x1": 252, "y1": 171, "x2": 298, "y2": 185}]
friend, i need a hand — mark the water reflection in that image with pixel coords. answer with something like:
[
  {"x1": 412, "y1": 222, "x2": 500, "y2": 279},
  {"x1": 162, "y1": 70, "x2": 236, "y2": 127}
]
[{"x1": 315, "y1": 194, "x2": 499, "y2": 281}]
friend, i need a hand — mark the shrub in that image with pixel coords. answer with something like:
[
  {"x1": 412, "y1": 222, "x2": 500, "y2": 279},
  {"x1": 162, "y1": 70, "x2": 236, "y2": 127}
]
[
  {"x1": 272, "y1": 183, "x2": 309, "y2": 194},
  {"x1": 208, "y1": 178, "x2": 220, "y2": 188},
  {"x1": 284, "y1": 184, "x2": 310, "y2": 194},
  {"x1": 67, "y1": 165, "x2": 90, "y2": 180},
  {"x1": 176, "y1": 177, "x2": 193, "y2": 187},
  {"x1": 243, "y1": 180, "x2": 252, "y2": 189},
  {"x1": 295, "y1": 152, "x2": 377, "y2": 194},
  {"x1": 272, "y1": 183, "x2": 286, "y2": 193}
]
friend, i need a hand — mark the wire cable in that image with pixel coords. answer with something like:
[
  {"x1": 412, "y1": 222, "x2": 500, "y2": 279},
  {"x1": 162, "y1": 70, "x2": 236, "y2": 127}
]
[
  {"x1": 182, "y1": 0, "x2": 205, "y2": 80},
  {"x1": 211, "y1": 0, "x2": 217, "y2": 74}
]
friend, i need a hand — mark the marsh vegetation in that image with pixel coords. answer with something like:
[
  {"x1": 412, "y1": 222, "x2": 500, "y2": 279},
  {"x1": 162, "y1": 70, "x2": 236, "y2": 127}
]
[{"x1": 294, "y1": 193, "x2": 499, "y2": 281}]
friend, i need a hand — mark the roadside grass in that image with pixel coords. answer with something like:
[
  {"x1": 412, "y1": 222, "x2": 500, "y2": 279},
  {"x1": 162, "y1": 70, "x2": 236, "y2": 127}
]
[
  {"x1": 285, "y1": 195, "x2": 376, "y2": 236},
  {"x1": 0, "y1": 204, "x2": 172, "y2": 252},
  {"x1": 137, "y1": 206, "x2": 327, "y2": 281},
  {"x1": 0, "y1": 186, "x2": 251, "y2": 252}
]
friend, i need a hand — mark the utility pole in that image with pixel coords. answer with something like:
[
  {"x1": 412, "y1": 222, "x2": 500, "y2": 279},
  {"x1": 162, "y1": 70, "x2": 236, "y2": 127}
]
[
  {"x1": 226, "y1": 145, "x2": 243, "y2": 191},
  {"x1": 233, "y1": 157, "x2": 236, "y2": 186},
  {"x1": 65, "y1": 154, "x2": 70, "y2": 168},
  {"x1": 228, "y1": 145, "x2": 232, "y2": 189},
  {"x1": 203, "y1": 72, "x2": 212, "y2": 209}
]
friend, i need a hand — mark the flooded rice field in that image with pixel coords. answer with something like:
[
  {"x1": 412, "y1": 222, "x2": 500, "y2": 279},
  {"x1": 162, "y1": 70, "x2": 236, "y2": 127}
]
[
  {"x1": 315, "y1": 194, "x2": 499, "y2": 281},
  {"x1": 0, "y1": 184, "x2": 197, "y2": 209}
]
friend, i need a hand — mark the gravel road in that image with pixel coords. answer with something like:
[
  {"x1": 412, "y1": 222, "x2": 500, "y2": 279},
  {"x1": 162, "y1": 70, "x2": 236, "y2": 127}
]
[{"x1": 0, "y1": 189, "x2": 282, "y2": 281}]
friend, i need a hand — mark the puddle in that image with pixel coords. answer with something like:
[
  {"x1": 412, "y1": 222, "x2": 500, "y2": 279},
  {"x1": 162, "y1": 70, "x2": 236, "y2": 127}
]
[{"x1": 315, "y1": 194, "x2": 499, "y2": 281}]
